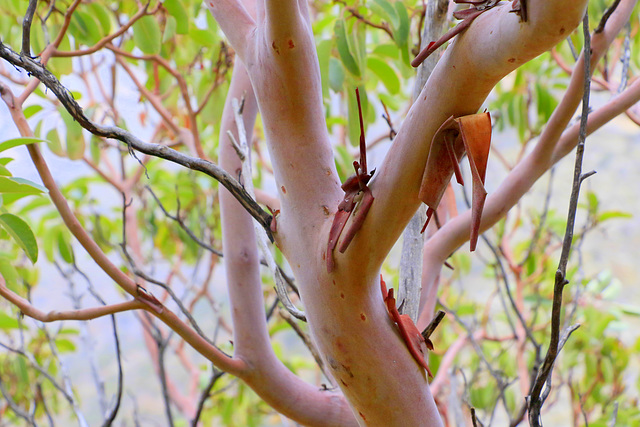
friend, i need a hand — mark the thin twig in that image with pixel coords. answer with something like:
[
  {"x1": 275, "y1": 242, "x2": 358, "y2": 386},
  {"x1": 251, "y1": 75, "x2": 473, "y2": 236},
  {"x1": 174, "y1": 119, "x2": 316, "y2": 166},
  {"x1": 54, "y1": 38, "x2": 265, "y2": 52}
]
[
  {"x1": 21, "y1": 0, "x2": 39, "y2": 56},
  {"x1": 595, "y1": 0, "x2": 622, "y2": 33},
  {"x1": 0, "y1": 376, "x2": 34, "y2": 425},
  {"x1": 421, "y1": 310, "x2": 445, "y2": 341},
  {"x1": 191, "y1": 367, "x2": 224, "y2": 427},
  {"x1": 146, "y1": 186, "x2": 223, "y2": 256},
  {"x1": 528, "y1": 13, "x2": 592, "y2": 425}
]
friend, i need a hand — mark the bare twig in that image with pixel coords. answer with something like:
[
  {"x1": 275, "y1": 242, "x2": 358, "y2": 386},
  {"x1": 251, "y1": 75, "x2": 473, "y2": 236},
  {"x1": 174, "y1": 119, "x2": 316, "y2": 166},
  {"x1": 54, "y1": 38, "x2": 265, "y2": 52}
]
[
  {"x1": 528, "y1": 13, "x2": 592, "y2": 425},
  {"x1": 191, "y1": 367, "x2": 224, "y2": 427},
  {"x1": 0, "y1": 376, "x2": 34, "y2": 425},
  {"x1": 421, "y1": 310, "x2": 445, "y2": 341},
  {"x1": 146, "y1": 186, "x2": 223, "y2": 256},
  {"x1": 21, "y1": 0, "x2": 38, "y2": 56},
  {"x1": 595, "y1": 0, "x2": 622, "y2": 33}
]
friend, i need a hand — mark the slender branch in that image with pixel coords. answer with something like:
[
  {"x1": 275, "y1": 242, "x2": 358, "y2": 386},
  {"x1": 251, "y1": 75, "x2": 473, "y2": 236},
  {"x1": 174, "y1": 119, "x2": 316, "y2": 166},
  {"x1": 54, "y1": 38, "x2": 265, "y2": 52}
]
[
  {"x1": 146, "y1": 186, "x2": 223, "y2": 256},
  {"x1": 0, "y1": 42, "x2": 274, "y2": 240},
  {"x1": 528, "y1": 14, "x2": 592, "y2": 425},
  {"x1": 191, "y1": 367, "x2": 224, "y2": 427},
  {"x1": 0, "y1": 376, "x2": 34, "y2": 425},
  {"x1": 21, "y1": 0, "x2": 38, "y2": 56},
  {"x1": 421, "y1": 310, "x2": 445, "y2": 341},
  {"x1": 0, "y1": 276, "x2": 145, "y2": 321},
  {"x1": 595, "y1": 0, "x2": 622, "y2": 33},
  {"x1": 51, "y1": 4, "x2": 151, "y2": 57}
]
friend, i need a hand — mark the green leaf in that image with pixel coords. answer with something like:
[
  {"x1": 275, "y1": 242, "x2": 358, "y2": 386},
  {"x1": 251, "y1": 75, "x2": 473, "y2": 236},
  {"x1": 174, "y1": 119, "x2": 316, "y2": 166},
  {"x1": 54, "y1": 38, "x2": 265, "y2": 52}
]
[
  {"x1": 23, "y1": 105, "x2": 43, "y2": 118},
  {"x1": 0, "y1": 164, "x2": 11, "y2": 177},
  {"x1": 392, "y1": 1, "x2": 410, "y2": 48},
  {"x1": 90, "y1": 136, "x2": 101, "y2": 165},
  {"x1": 47, "y1": 128, "x2": 65, "y2": 157},
  {"x1": 69, "y1": 10, "x2": 103, "y2": 46},
  {"x1": 334, "y1": 19, "x2": 360, "y2": 77},
  {"x1": 0, "y1": 311, "x2": 19, "y2": 330},
  {"x1": 133, "y1": 15, "x2": 162, "y2": 55},
  {"x1": 328, "y1": 58, "x2": 345, "y2": 93},
  {"x1": 371, "y1": 0, "x2": 399, "y2": 28},
  {"x1": 0, "y1": 257, "x2": 19, "y2": 291},
  {"x1": 367, "y1": 57, "x2": 400, "y2": 94},
  {"x1": 0, "y1": 137, "x2": 46, "y2": 153},
  {"x1": 88, "y1": 2, "x2": 112, "y2": 35},
  {"x1": 0, "y1": 176, "x2": 46, "y2": 195},
  {"x1": 163, "y1": 15, "x2": 177, "y2": 43},
  {"x1": 50, "y1": 34, "x2": 74, "y2": 76},
  {"x1": 317, "y1": 39, "x2": 332, "y2": 99},
  {"x1": 0, "y1": 213, "x2": 38, "y2": 263},
  {"x1": 61, "y1": 111, "x2": 85, "y2": 160},
  {"x1": 54, "y1": 337, "x2": 76, "y2": 353},
  {"x1": 598, "y1": 211, "x2": 633, "y2": 222},
  {"x1": 57, "y1": 228, "x2": 75, "y2": 264},
  {"x1": 164, "y1": 0, "x2": 189, "y2": 34}
]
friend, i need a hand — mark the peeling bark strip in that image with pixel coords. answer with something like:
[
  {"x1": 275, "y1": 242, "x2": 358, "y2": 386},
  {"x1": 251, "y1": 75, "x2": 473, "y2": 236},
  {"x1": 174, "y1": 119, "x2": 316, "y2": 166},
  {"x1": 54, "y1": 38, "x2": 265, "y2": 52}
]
[
  {"x1": 326, "y1": 88, "x2": 375, "y2": 271},
  {"x1": 380, "y1": 276, "x2": 433, "y2": 377},
  {"x1": 412, "y1": 0, "x2": 501, "y2": 67},
  {"x1": 419, "y1": 113, "x2": 491, "y2": 251}
]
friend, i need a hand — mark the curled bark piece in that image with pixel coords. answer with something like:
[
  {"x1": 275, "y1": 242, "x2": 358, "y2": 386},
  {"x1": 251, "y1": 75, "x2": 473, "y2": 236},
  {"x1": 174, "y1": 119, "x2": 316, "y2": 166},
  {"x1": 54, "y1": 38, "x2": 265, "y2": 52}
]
[
  {"x1": 457, "y1": 113, "x2": 491, "y2": 250},
  {"x1": 418, "y1": 113, "x2": 492, "y2": 251},
  {"x1": 380, "y1": 276, "x2": 433, "y2": 377},
  {"x1": 136, "y1": 285, "x2": 164, "y2": 314},
  {"x1": 326, "y1": 88, "x2": 375, "y2": 271}
]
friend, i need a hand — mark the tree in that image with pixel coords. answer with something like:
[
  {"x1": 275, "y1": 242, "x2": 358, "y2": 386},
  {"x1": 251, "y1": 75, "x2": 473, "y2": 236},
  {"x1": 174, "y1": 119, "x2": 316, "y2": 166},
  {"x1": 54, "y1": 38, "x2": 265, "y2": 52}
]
[{"x1": 0, "y1": 0, "x2": 639, "y2": 425}]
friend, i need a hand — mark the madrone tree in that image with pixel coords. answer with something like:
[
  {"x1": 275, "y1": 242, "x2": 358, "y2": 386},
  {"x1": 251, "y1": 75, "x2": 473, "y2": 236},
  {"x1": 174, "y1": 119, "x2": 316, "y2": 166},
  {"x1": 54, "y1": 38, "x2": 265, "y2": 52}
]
[{"x1": 1, "y1": 0, "x2": 639, "y2": 425}]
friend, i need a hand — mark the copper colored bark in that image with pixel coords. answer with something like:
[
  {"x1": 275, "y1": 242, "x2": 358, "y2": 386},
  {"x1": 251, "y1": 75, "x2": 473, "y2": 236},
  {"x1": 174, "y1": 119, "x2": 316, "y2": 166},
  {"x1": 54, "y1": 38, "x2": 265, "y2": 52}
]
[
  {"x1": 419, "y1": 113, "x2": 492, "y2": 251},
  {"x1": 381, "y1": 276, "x2": 433, "y2": 377}
]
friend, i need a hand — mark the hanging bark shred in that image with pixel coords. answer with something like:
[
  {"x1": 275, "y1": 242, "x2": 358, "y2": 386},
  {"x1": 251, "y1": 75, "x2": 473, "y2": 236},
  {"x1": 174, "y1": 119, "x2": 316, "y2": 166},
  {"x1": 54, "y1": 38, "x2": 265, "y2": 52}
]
[
  {"x1": 380, "y1": 276, "x2": 433, "y2": 377},
  {"x1": 412, "y1": 0, "x2": 501, "y2": 67},
  {"x1": 419, "y1": 113, "x2": 491, "y2": 251},
  {"x1": 326, "y1": 88, "x2": 375, "y2": 272}
]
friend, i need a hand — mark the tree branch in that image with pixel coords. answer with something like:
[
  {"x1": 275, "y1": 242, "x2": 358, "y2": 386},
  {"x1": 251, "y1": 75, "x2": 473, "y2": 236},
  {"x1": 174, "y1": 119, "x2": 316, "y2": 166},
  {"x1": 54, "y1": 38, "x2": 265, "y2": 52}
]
[
  {"x1": 0, "y1": 278, "x2": 144, "y2": 321},
  {"x1": 0, "y1": 42, "x2": 274, "y2": 240},
  {"x1": 528, "y1": 13, "x2": 592, "y2": 424}
]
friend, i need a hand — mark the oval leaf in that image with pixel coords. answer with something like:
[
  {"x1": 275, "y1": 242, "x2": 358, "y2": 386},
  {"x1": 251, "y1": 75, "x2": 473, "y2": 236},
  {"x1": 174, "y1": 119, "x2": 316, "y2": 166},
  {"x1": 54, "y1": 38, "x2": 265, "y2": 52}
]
[
  {"x1": 133, "y1": 15, "x2": 162, "y2": 55},
  {"x1": 0, "y1": 137, "x2": 46, "y2": 153},
  {"x1": 334, "y1": 19, "x2": 361, "y2": 77},
  {"x1": 367, "y1": 57, "x2": 400, "y2": 94},
  {"x1": 0, "y1": 213, "x2": 38, "y2": 263}
]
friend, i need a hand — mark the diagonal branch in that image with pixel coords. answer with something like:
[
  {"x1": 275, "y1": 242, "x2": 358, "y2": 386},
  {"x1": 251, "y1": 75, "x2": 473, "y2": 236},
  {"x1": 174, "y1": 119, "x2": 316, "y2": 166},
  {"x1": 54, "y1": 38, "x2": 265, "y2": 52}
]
[{"x1": 0, "y1": 41, "x2": 273, "y2": 241}]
